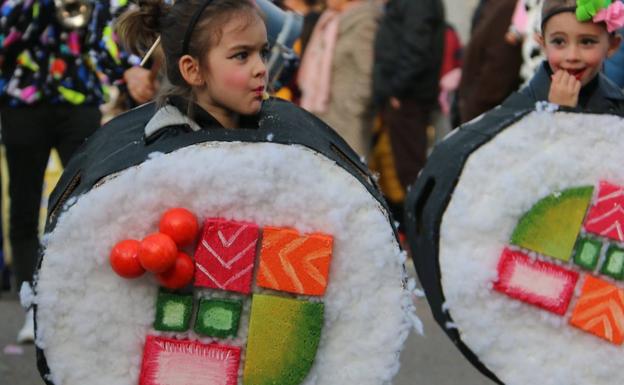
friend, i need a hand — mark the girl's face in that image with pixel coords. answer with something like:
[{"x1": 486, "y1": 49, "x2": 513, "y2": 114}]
[
  {"x1": 196, "y1": 14, "x2": 269, "y2": 119},
  {"x1": 540, "y1": 12, "x2": 621, "y2": 86}
]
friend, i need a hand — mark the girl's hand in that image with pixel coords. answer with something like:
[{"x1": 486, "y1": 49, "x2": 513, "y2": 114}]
[
  {"x1": 123, "y1": 66, "x2": 156, "y2": 104},
  {"x1": 504, "y1": 30, "x2": 522, "y2": 45},
  {"x1": 548, "y1": 70, "x2": 581, "y2": 108},
  {"x1": 390, "y1": 96, "x2": 401, "y2": 110}
]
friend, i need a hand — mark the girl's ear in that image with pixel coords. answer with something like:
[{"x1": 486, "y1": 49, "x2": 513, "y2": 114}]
[
  {"x1": 607, "y1": 33, "x2": 622, "y2": 58},
  {"x1": 178, "y1": 55, "x2": 204, "y2": 86}
]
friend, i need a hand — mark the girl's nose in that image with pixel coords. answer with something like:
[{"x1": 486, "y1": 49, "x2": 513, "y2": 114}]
[
  {"x1": 256, "y1": 64, "x2": 267, "y2": 79},
  {"x1": 254, "y1": 54, "x2": 267, "y2": 78},
  {"x1": 565, "y1": 45, "x2": 581, "y2": 61}
]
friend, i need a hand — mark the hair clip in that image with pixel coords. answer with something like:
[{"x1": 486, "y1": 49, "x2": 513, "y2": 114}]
[
  {"x1": 592, "y1": 1, "x2": 624, "y2": 32},
  {"x1": 576, "y1": 0, "x2": 624, "y2": 32},
  {"x1": 576, "y1": 0, "x2": 612, "y2": 22}
]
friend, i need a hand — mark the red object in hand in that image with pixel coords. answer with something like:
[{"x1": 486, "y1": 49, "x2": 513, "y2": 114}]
[
  {"x1": 157, "y1": 252, "x2": 195, "y2": 289},
  {"x1": 159, "y1": 208, "x2": 199, "y2": 247},
  {"x1": 139, "y1": 233, "x2": 178, "y2": 273},
  {"x1": 110, "y1": 239, "x2": 145, "y2": 278}
]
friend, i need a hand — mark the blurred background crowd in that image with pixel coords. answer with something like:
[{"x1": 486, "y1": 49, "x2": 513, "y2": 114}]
[
  {"x1": 272, "y1": 0, "x2": 624, "y2": 226},
  {"x1": 1, "y1": 0, "x2": 624, "y2": 345}
]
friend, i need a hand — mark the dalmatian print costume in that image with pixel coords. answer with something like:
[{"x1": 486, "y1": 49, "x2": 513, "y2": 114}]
[{"x1": 521, "y1": 0, "x2": 545, "y2": 83}]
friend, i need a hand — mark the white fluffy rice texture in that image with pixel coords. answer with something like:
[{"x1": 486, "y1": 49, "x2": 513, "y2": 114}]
[
  {"x1": 440, "y1": 111, "x2": 624, "y2": 385},
  {"x1": 36, "y1": 142, "x2": 412, "y2": 385}
]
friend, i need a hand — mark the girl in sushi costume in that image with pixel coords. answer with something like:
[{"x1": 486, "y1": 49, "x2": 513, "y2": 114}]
[
  {"x1": 116, "y1": 0, "x2": 269, "y2": 133},
  {"x1": 516, "y1": 0, "x2": 624, "y2": 112}
]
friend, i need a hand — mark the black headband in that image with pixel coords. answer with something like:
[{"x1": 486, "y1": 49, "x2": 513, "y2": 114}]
[
  {"x1": 541, "y1": 6, "x2": 577, "y2": 31},
  {"x1": 182, "y1": 0, "x2": 214, "y2": 55}
]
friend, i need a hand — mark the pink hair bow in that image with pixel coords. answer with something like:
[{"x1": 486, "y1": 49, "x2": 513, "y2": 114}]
[{"x1": 593, "y1": 1, "x2": 624, "y2": 32}]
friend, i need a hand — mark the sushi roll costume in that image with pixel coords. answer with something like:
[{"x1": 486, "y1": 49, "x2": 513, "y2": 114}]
[
  {"x1": 406, "y1": 1, "x2": 624, "y2": 384},
  {"x1": 30, "y1": 1, "x2": 417, "y2": 385}
]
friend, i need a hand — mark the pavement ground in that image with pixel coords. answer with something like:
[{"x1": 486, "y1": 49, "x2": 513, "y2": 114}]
[{"x1": 0, "y1": 261, "x2": 494, "y2": 385}]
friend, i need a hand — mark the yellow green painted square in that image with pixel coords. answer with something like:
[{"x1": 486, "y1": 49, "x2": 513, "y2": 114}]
[{"x1": 243, "y1": 294, "x2": 323, "y2": 385}]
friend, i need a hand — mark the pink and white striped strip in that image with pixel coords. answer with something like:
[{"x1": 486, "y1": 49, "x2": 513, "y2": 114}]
[
  {"x1": 493, "y1": 248, "x2": 579, "y2": 315},
  {"x1": 139, "y1": 335, "x2": 240, "y2": 385}
]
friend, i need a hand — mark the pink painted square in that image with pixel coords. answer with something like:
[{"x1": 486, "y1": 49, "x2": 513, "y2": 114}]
[
  {"x1": 493, "y1": 248, "x2": 579, "y2": 315},
  {"x1": 585, "y1": 181, "x2": 624, "y2": 242},
  {"x1": 139, "y1": 336, "x2": 240, "y2": 385},
  {"x1": 194, "y1": 218, "x2": 259, "y2": 294}
]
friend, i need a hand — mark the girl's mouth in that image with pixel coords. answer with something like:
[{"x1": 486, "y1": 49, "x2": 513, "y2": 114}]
[
  {"x1": 253, "y1": 87, "x2": 265, "y2": 95},
  {"x1": 565, "y1": 68, "x2": 586, "y2": 80}
]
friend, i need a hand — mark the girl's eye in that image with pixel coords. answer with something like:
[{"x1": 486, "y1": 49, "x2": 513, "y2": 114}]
[
  {"x1": 261, "y1": 47, "x2": 270, "y2": 62},
  {"x1": 550, "y1": 37, "x2": 565, "y2": 47},
  {"x1": 580, "y1": 38, "x2": 598, "y2": 46},
  {"x1": 232, "y1": 51, "x2": 249, "y2": 61}
]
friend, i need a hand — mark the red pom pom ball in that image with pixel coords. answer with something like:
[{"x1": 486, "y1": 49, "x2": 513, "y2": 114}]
[
  {"x1": 138, "y1": 233, "x2": 178, "y2": 273},
  {"x1": 110, "y1": 239, "x2": 145, "y2": 278},
  {"x1": 159, "y1": 208, "x2": 199, "y2": 247},
  {"x1": 157, "y1": 252, "x2": 195, "y2": 289}
]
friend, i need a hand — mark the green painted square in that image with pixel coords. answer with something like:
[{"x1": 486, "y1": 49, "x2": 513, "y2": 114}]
[
  {"x1": 573, "y1": 238, "x2": 602, "y2": 270},
  {"x1": 194, "y1": 298, "x2": 242, "y2": 338},
  {"x1": 601, "y1": 245, "x2": 624, "y2": 280},
  {"x1": 154, "y1": 292, "x2": 193, "y2": 332}
]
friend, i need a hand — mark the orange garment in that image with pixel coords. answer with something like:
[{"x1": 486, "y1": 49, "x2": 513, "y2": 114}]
[{"x1": 368, "y1": 115, "x2": 405, "y2": 204}]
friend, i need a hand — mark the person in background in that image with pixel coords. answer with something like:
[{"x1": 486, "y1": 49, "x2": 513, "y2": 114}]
[
  {"x1": 438, "y1": 23, "x2": 463, "y2": 135},
  {"x1": 299, "y1": 0, "x2": 380, "y2": 157},
  {"x1": 102, "y1": 45, "x2": 163, "y2": 120},
  {"x1": 504, "y1": 0, "x2": 545, "y2": 83},
  {"x1": 282, "y1": 0, "x2": 324, "y2": 55},
  {"x1": 520, "y1": 0, "x2": 545, "y2": 82},
  {"x1": 604, "y1": 28, "x2": 624, "y2": 88},
  {"x1": 505, "y1": 0, "x2": 530, "y2": 46},
  {"x1": 372, "y1": 0, "x2": 445, "y2": 189},
  {"x1": 0, "y1": 0, "x2": 151, "y2": 343},
  {"x1": 470, "y1": 0, "x2": 489, "y2": 33},
  {"x1": 273, "y1": 0, "x2": 323, "y2": 103},
  {"x1": 457, "y1": 0, "x2": 523, "y2": 123}
]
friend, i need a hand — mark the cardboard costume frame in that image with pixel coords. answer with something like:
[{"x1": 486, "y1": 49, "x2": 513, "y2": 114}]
[
  {"x1": 405, "y1": 93, "x2": 624, "y2": 384},
  {"x1": 34, "y1": 98, "x2": 399, "y2": 385}
]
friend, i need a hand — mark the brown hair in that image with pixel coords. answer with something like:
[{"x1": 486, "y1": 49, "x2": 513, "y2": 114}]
[
  {"x1": 541, "y1": 0, "x2": 577, "y2": 32},
  {"x1": 116, "y1": 0, "x2": 262, "y2": 108},
  {"x1": 542, "y1": 0, "x2": 576, "y2": 16}
]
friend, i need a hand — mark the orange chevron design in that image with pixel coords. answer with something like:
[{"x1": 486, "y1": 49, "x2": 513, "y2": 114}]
[
  {"x1": 257, "y1": 227, "x2": 333, "y2": 296},
  {"x1": 569, "y1": 275, "x2": 624, "y2": 345}
]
